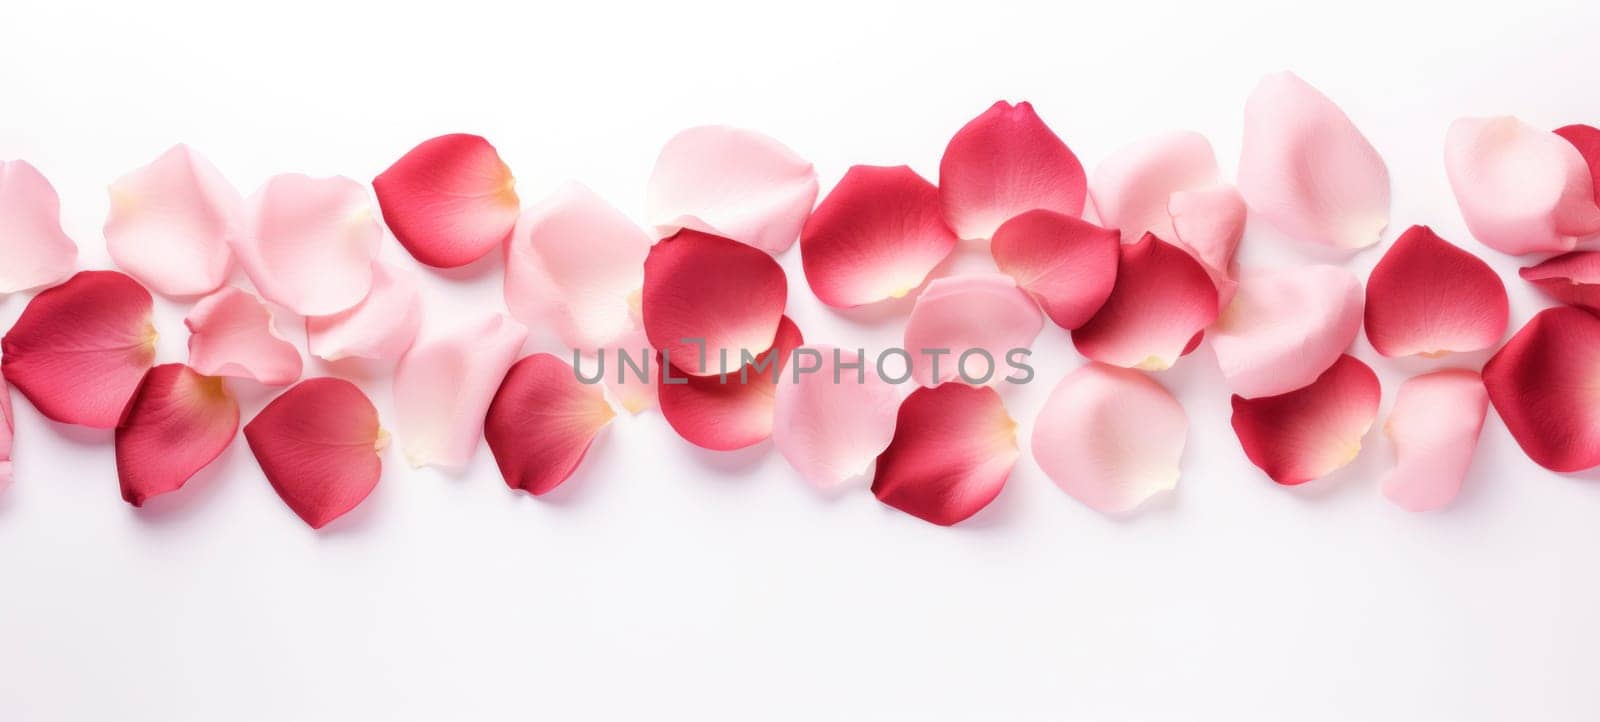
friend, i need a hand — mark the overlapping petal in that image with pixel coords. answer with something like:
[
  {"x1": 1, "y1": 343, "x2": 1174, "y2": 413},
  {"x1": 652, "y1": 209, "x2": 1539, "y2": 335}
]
[
  {"x1": 1483, "y1": 306, "x2": 1600, "y2": 471},
  {"x1": 1555, "y1": 124, "x2": 1600, "y2": 206},
  {"x1": 484, "y1": 353, "x2": 615, "y2": 495},
  {"x1": 0, "y1": 160, "x2": 77, "y2": 294},
  {"x1": 800, "y1": 165, "x2": 957, "y2": 307},
  {"x1": 1210, "y1": 265, "x2": 1363, "y2": 398},
  {"x1": 185, "y1": 287, "x2": 303, "y2": 386},
  {"x1": 1032, "y1": 363, "x2": 1186, "y2": 514},
  {"x1": 1230, "y1": 354, "x2": 1380, "y2": 485},
  {"x1": 394, "y1": 313, "x2": 528, "y2": 470},
  {"x1": 1071, "y1": 233, "x2": 1218, "y2": 370},
  {"x1": 1090, "y1": 131, "x2": 1220, "y2": 244},
  {"x1": 504, "y1": 182, "x2": 649, "y2": 351},
  {"x1": 238, "y1": 174, "x2": 380, "y2": 316},
  {"x1": 1445, "y1": 117, "x2": 1600, "y2": 255},
  {"x1": 642, "y1": 229, "x2": 787, "y2": 377},
  {"x1": 1168, "y1": 185, "x2": 1246, "y2": 281},
  {"x1": 645, "y1": 126, "x2": 818, "y2": 253},
  {"x1": 657, "y1": 316, "x2": 802, "y2": 451},
  {"x1": 1238, "y1": 72, "x2": 1390, "y2": 250},
  {"x1": 1, "y1": 271, "x2": 156, "y2": 427},
  {"x1": 115, "y1": 364, "x2": 239, "y2": 506},
  {"x1": 904, "y1": 274, "x2": 1044, "y2": 386},
  {"x1": 244, "y1": 377, "x2": 384, "y2": 529},
  {"x1": 1381, "y1": 370, "x2": 1488, "y2": 512},
  {"x1": 871, "y1": 384, "x2": 1017, "y2": 526},
  {"x1": 104, "y1": 144, "x2": 241, "y2": 297},
  {"x1": 306, "y1": 262, "x2": 422, "y2": 362},
  {"x1": 1519, "y1": 251, "x2": 1600, "y2": 313},
  {"x1": 772, "y1": 346, "x2": 900, "y2": 489},
  {"x1": 373, "y1": 133, "x2": 520, "y2": 268},
  {"x1": 939, "y1": 101, "x2": 1086, "y2": 241},
  {"x1": 990, "y1": 210, "x2": 1118, "y2": 329},
  {"x1": 1364, "y1": 225, "x2": 1507, "y2": 357}
]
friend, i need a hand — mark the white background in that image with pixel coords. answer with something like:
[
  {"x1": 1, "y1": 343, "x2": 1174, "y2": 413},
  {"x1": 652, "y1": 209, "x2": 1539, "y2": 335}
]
[{"x1": 2, "y1": 1, "x2": 1599, "y2": 720}]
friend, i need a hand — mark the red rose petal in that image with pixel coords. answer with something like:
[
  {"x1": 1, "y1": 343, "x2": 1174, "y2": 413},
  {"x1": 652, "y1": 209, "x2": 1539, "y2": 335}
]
[
  {"x1": 1, "y1": 271, "x2": 157, "y2": 428},
  {"x1": 1230, "y1": 354, "x2": 1381, "y2": 485},
  {"x1": 657, "y1": 316, "x2": 802, "y2": 451},
  {"x1": 373, "y1": 133, "x2": 520, "y2": 268},
  {"x1": 244, "y1": 377, "x2": 384, "y2": 529},
  {"x1": 1483, "y1": 306, "x2": 1600, "y2": 471},
  {"x1": 939, "y1": 101, "x2": 1087, "y2": 241},
  {"x1": 115, "y1": 364, "x2": 239, "y2": 506},
  {"x1": 642, "y1": 229, "x2": 787, "y2": 377},
  {"x1": 1519, "y1": 251, "x2": 1600, "y2": 314},
  {"x1": 871, "y1": 384, "x2": 1018, "y2": 526},
  {"x1": 1556, "y1": 124, "x2": 1600, "y2": 206},
  {"x1": 484, "y1": 353, "x2": 615, "y2": 495},
  {"x1": 990, "y1": 209, "x2": 1119, "y2": 329},
  {"x1": 799, "y1": 165, "x2": 957, "y2": 308},
  {"x1": 1364, "y1": 225, "x2": 1508, "y2": 357},
  {"x1": 1071, "y1": 233, "x2": 1219, "y2": 370}
]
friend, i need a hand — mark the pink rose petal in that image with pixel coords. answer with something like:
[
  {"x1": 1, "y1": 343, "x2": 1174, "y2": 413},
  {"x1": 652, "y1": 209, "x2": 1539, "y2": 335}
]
[
  {"x1": 1210, "y1": 265, "x2": 1363, "y2": 398},
  {"x1": 0, "y1": 160, "x2": 77, "y2": 294},
  {"x1": 104, "y1": 144, "x2": 241, "y2": 297},
  {"x1": 1381, "y1": 370, "x2": 1488, "y2": 512},
  {"x1": 645, "y1": 126, "x2": 819, "y2": 254},
  {"x1": 1445, "y1": 117, "x2": 1600, "y2": 255},
  {"x1": 1033, "y1": 363, "x2": 1187, "y2": 514},
  {"x1": 0, "y1": 381, "x2": 13, "y2": 491},
  {"x1": 238, "y1": 174, "x2": 380, "y2": 316},
  {"x1": 306, "y1": 262, "x2": 422, "y2": 363},
  {"x1": 1519, "y1": 251, "x2": 1600, "y2": 314},
  {"x1": 903, "y1": 273, "x2": 1043, "y2": 387},
  {"x1": 772, "y1": 345, "x2": 900, "y2": 490},
  {"x1": 185, "y1": 287, "x2": 303, "y2": 387},
  {"x1": 394, "y1": 313, "x2": 528, "y2": 470},
  {"x1": 939, "y1": 101, "x2": 1087, "y2": 241},
  {"x1": 1090, "y1": 130, "x2": 1221, "y2": 245}
]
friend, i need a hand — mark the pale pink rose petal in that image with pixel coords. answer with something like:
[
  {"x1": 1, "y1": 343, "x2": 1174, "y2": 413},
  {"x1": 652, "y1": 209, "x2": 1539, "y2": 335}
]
[
  {"x1": 1445, "y1": 116, "x2": 1600, "y2": 255},
  {"x1": 772, "y1": 345, "x2": 901, "y2": 490},
  {"x1": 1071, "y1": 234, "x2": 1219, "y2": 371},
  {"x1": 597, "y1": 325, "x2": 657, "y2": 415},
  {"x1": 1168, "y1": 185, "x2": 1246, "y2": 276},
  {"x1": 903, "y1": 274, "x2": 1044, "y2": 387},
  {"x1": 306, "y1": 262, "x2": 422, "y2": 363},
  {"x1": 185, "y1": 287, "x2": 303, "y2": 387},
  {"x1": 799, "y1": 165, "x2": 958, "y2": 308},
  {"x1": 0, "y1": 160, "x2": 77, "y2": 294},
  {"x1": 1238, "y1": 72, "x2": 1390, "y2": 250},
  {"x1": 939, "y1": 101, "x2": 1087, "y2": 241},
  {"x1": 1231, "y1": 355, "x2": 1381, "y2": 485},
  {"x1": 505, "y1": 182, "x2": 650, "y2": 352},
  {"x1": 1210, "y1": 265, "x2": 1364, "y2": 398},
  {"x1": 104, "y1": 144, "x2": 241, "y2": 297},
  {"x1": 394, "y1": 313, "x2": 528, "y2": 470},
  {"x1": 1032, "y1": 363, "x2": 1186, "y2": 514},
  {"x1": 1381, "y1": 370, "x2": 1488, "y2": 512},
  {"x1": 645, "y1": 126, "x2": 819, "y2": 254},
  {"x1": 1090, "y1": 130, "x2": 1220, "y2": 245},
  {"x1": 1364, "y1": 225, "x2": 1508, "y2": 357},
  {"x1": 0, "y1": 380, "x2": 13, "y2": 491},
  {"x1": 237, "y1": 174, "x2": 380, "y2": 316}
]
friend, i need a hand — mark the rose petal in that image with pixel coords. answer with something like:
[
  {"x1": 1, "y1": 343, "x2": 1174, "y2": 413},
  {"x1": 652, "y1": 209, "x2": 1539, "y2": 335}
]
[
  {"x1": 645, "y1": 126, "x2": 818, "y2": 254},
  {"x1": 393, "y1": 313, "x2": 527, "y2": 470},
  {"x1": 244, "y1": 377, "x2": 383, "y2": 529},
  {"x1": 1168, "y1": 184, "x2": 1246, "y2": 278},
  {"x1": 772, "y1": 345, "x2": 900, "y2": 489},
  {"x1": 1483, "y1": 306, "x2": 1600, "y2": 471},
  {"x1": 1210, "y1": 265, "x2": 1364, "y2": 398},
  {"x1": 373, "y1": 133, "x2": 520, "y2": 268},
  {"x1": 1230, "y1": 354, "x2": 1380, "y2": 485},
  {"x1": 237, "y1": 174, "x2": 380, "y2": 316},
  {"x1": 1381, "y1": 369, "x2": 1488, "y2": 512},
  {"x1": 597, "y1": 324, "x2": 657, "y2": 415},
  {"x1": 1032, "y1": 363, "x2": 1186, "y2": 514},
  {"x1": 185, "y1": 287, "x2": 303, "y2": 386},
  {"x1": 642, "y1": 229, "x2": 787, "y2": 377},
  {"x1": 1, "y1": 271, "x2": 156, "y2": 427},
  {"x1": 1445, "y1": 117, "x2": 1600, "y2": 255},
  {"x1": 0, "y1": 381, "x2": 14, "y2": 491},
  {"x1": 871, "y1": 384, "x2": 1017, "y2": 526},
  {"x1": 306, "y1": 262, "x2": 422, "y2": 363},
  {"x1": 1555, "y1": 124, "x2": 1600, "y2": 206},
  {"x1": 904, "y1": 273, "x2": 1044, "y2": 386},
  {"x1": 115, "y1": 364, "x2": 239, "y2": 506},
  {"x1": 1071, "y1": 233, "x2": 1219, "y2": 370},
  {"x1": 504, "y1": 181, "x2": 650, "y2": 351},
  {"x1": 1238, "y1": 72, "x2": 1390, "y2": 250},
  {"x1": 0, "y1": 160, "x2": 77, "y2": 294},
  {"x1": 990, "y1": 210, "x2": 1119, "y2": 329},
  {"x1": 799, "y1": 165, "x2": 957, "y2": 307},
  {"x1": 484, "y1": 353, "x2": 615, "y2": 495},
  {"x1": 1090, "y1": 130, "x2": 1221, "y2": 245},
  {"x1": 657, "y1": 316, "x2": 802, "y2": 451},
  {"x1": 939, "y1": 101, "x2": 1087, "y2": 241},
  {"x1": 104, "y1": 144, "x2": 241, "y2": 297},
  {"x1": 1364, "y1": 225, "x2": 1507, "y2": 357},
  {"x1": 1519, "y1": 251, "x2": 1600, "y2": 313}
]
